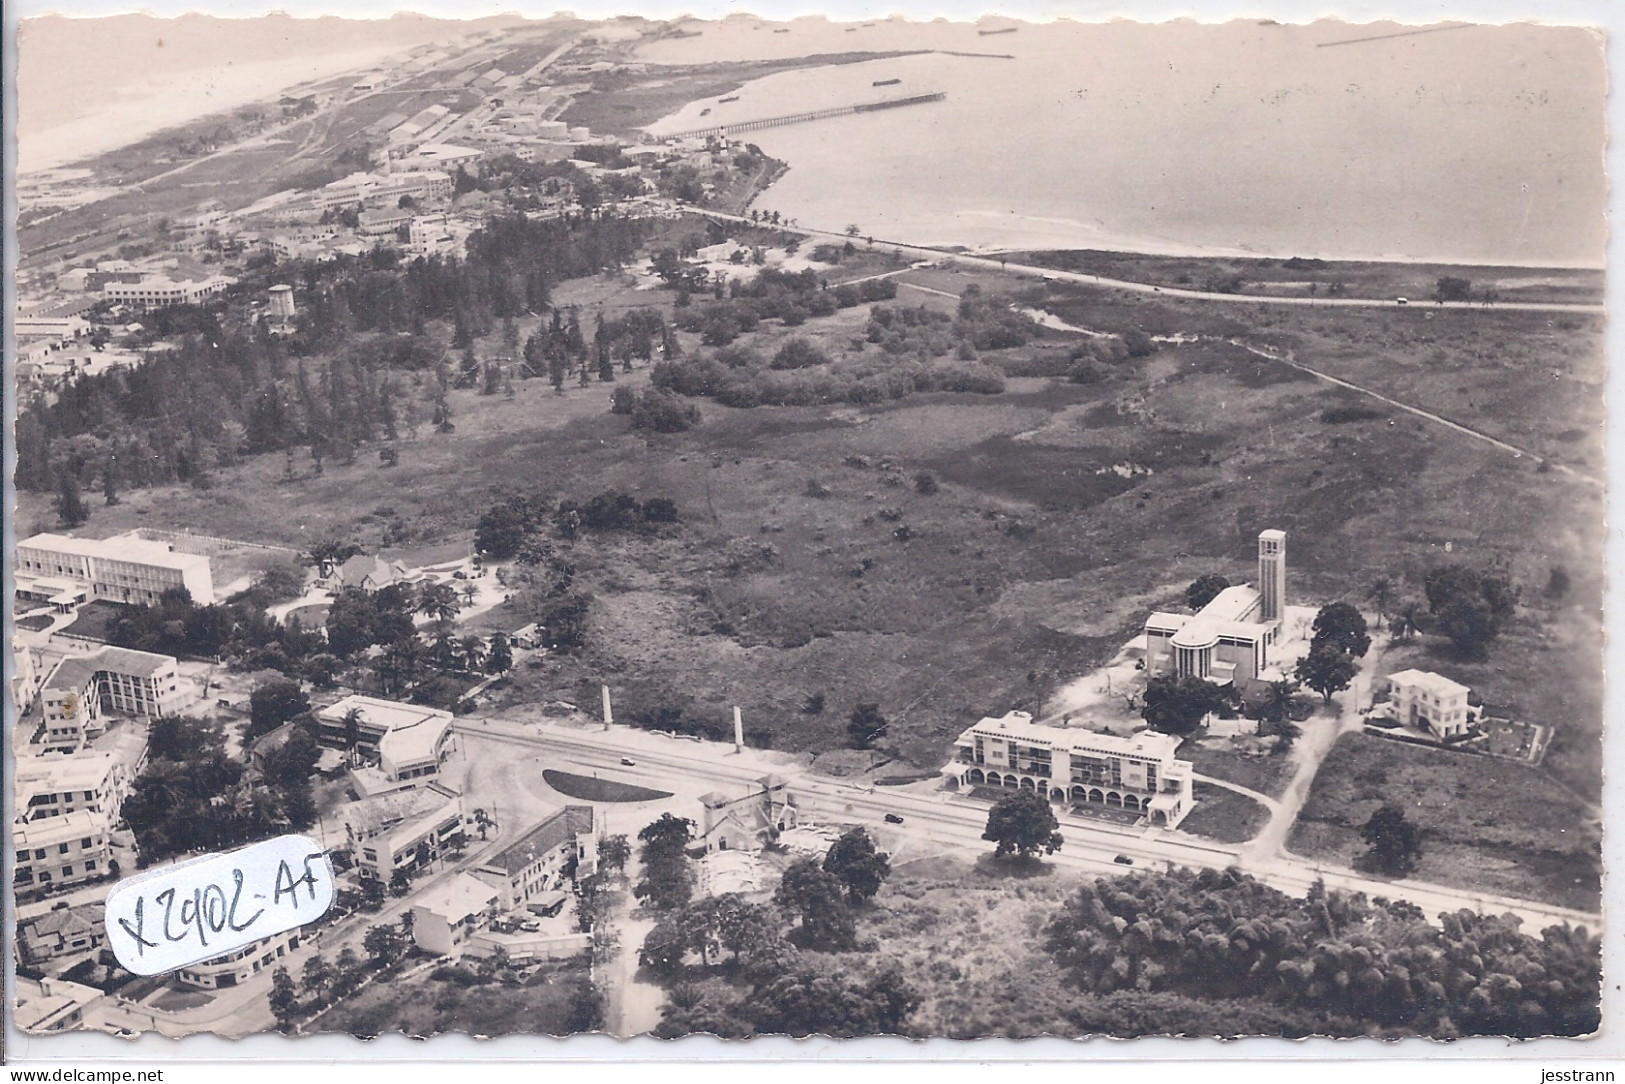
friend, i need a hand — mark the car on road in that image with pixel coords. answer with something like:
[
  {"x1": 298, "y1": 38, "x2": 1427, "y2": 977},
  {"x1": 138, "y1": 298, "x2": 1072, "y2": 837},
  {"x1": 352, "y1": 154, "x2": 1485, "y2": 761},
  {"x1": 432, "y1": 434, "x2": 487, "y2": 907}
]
[
  {"x1": 619, "y1": 757, "x2": 636, "y2": 766},
  {"x1": 884, "y1": 812, "x2": 905, "y2": 824},
  {"x1": 1395, "y1": 297, "x2": 1409, "y2": 305},
  {"x1": 1113, "y1": 854, "x2": 1134, "y2": 865}
]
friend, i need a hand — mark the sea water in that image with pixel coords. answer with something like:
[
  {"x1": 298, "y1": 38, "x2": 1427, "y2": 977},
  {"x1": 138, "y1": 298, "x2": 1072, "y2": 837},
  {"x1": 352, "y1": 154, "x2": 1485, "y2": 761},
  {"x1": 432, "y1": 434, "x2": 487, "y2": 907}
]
[{"x1": 642, "y1": 19, "x2": 1605, "y2": 266}]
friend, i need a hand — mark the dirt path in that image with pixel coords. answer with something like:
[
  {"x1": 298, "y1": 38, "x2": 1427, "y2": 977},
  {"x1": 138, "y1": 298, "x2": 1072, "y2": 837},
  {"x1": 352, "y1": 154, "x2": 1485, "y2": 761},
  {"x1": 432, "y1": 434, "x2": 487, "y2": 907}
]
[
  {"x1": 1192, "y1": 772, "x2": 1281, "y2": 812},
  {"x1": 601, "y1": 860, "x2": 665, "y2": 1038}
]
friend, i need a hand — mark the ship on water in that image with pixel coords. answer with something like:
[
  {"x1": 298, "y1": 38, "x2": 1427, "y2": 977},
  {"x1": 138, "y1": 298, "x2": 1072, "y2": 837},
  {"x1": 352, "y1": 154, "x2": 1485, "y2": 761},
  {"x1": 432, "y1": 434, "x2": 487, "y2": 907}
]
[
  {"x1": 873, "y1": 78, "x2": 901, "y2": 87},
  {"x1": 978, "y1": 26, "x2": 1018, "y2": 36},
  {"x1": 719, "y1": 96, "x2": 739, "y2": 103}
]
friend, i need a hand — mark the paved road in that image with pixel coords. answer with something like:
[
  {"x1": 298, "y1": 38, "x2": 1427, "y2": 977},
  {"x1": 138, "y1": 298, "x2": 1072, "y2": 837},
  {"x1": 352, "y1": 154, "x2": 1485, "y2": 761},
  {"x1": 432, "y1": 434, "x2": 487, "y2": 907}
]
[
  {"x1": 460, "y1": 718, "x2": 1600, "y2": 934},
  {"x1": 696, "y1": 208, "x2": 1606, "y2": 315}
]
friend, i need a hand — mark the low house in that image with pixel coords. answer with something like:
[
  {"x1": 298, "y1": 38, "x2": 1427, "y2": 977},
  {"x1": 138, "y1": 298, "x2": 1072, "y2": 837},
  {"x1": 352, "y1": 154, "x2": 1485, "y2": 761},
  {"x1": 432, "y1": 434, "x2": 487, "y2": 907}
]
[
  {"x1": 14, "y1": 977, "x2": 103, "y2": 1033},
  {"x1": 17, "y1": 903, "x2": 107, "y2": 966},
  {"x1": 510, "y1": 623, "x2": 543, "y2": 650},
  {"x1": 410, "y1": 872, "x2": 501, "y2": 955},
  {"x1": 1387, "y1": 669, "x2": 1473, "y2": 739},
  {"x1": 336, "y1": 554, "x2": 413, "y2": 592},
  {"x1": 471, "y1": 806, "x2": 596, "y2": 911},
  {"x1": 698, "y1": 775, "x2": 798, "y2": 853}
]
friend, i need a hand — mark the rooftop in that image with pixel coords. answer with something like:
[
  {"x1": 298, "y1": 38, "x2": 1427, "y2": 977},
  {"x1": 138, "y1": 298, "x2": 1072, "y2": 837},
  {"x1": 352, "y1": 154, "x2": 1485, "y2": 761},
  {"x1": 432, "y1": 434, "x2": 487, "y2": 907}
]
[
  {"x1": 43, "y1": 646, "x2": 177, "y2": 691},
  {"x1": 339, "y1": 781, "x2": 461, "y2": 838},
  {"x1": 19, "y1": 902, "x2": 105, "y2": 941},
  {"x1": 414, "y1": 871, "x2": 500, "y2": 922},
  {"x1": 16, "y1": 808, "x2": 109, "y2": 847},
  {"x1": 379, "y1": 712, "x2": 454, "y2": 768},
  {"x1": 15, "y1": 751, "x2": 122, "y2": 793},
  {"x1": 20, "y1": 532, "x2": 211, "y2": 573},
  {"x1": 962, "y1": 711, "x2": 1184, "y2": 762},
  {"x1": 318, "y1": 694, "x2": 453, "y2": 733},
  {"x1": 1388, "y1": 669, "x2": 1472, "y2": 698},
  {"x1": 480, "y1": 806, "x2": 593, "y2": 876}
]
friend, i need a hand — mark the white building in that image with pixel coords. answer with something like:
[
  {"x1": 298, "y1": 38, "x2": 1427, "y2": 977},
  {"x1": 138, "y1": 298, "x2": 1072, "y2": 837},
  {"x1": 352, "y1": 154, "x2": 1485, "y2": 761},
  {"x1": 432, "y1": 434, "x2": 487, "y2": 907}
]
[
  {"x1": 175, "y1": 928, "x2": 304, "y2": 989},
  {"x1": 36, "y1": 647, "x2": 190, "y2": 754},
  {"x1": 471, "y1": 806, "x2": 596, "y2": 912},
  {"x1": 1144, "y1": 530, "x2": 1287, "y2": 693},
  {"x1": 316, "y1": 695, "x2": 455, "y2": 793},
  {"x1": 102, "y1": 274, "x2": 235, "y2": 310},
  {"x1": 17, "y1": 531, "x2": 215, "y2": 607},
  {"x1": 698, "y1": 775, "x2": 799, "y2": 853},
  {"x1": 1387, "y1": 669, "x2": 1473, "y2": 739},
  {"x1": 13, "y1": 809, "x2": 114, "y2": 892},
  {"x1": 942, "y1": 710, "x2": 1197, "y2": 828},
  {"x1": 15, "y1": 751, "x2": 132, "y2": 822},
  {"x1": 410, "y1": 873, "x2": 502, "y2": 955},
  {"x1": 338, "y1": 782, "x2": 466, "y2": 882},
  {"x1": 14, "y1": 977, "x2": 104, "y2": 1033}
]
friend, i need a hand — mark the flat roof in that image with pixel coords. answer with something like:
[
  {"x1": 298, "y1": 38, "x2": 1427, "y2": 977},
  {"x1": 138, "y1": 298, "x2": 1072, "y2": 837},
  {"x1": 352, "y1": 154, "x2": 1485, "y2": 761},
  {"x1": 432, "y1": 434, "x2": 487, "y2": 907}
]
[
  {"x1": 19, "y1": 532, "x2": 210, "y2": 573},
  {"x1": 1388, "y1": 669, "x2": 1471, "y2": 697},
  {"x1": 16, "y1": 808, "x2": 109, "y2": 846},
  {"x1": 963, "y1": 711, "x2": 1183, "y2": 762},
  {"x1": 318, "y1": 695, "x2": 453, "y2": 733},
  {"x1": 16, "y1": 751, "x2": 121, "y2": 793},
  {"x1": 379, "y1": 713, "x2": 454, "y2": 767},
  {"x1": 414, "y1": 872, "x2": 499, "y2": 921}
]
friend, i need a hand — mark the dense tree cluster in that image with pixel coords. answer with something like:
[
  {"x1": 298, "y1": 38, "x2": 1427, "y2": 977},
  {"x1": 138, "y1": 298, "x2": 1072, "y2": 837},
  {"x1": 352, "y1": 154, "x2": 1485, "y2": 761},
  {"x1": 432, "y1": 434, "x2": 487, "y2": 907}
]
[
  {"x1": 633, "y1": 814, "x2": 696, "y2": 913},
  {"x1": 649, "y1": 343, "x2": 1004, "y2": 410},
  {"x1": 1141, "y1": 672, "x2": 1228, "y2": 735},
  {"x1": 1424, "y1": 563, "x2": 1518, "y2": 657},
  {"x1": 1044, "y1": 867, "x2": 1599, "y2": 1037},
  {"x1": 122, "y1": 715, "x2": 317, "y2": 864},
  {"x1": 982, "y1": 790, "x2": 1064, "y2": 861}
]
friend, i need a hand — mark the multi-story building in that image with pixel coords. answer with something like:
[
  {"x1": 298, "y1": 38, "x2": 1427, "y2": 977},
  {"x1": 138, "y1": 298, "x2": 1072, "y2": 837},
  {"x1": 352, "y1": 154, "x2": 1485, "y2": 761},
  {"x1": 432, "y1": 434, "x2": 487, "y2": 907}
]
[
  {"x1": 315, "y1": 170, "x2": 452, "y2": 210},
  {"x1": 316, "y1": 695, "x2": 454, "y2": 794},
  {"x1": 15, "y1": 751, "x2": 131, "y2": 822},
  {"x1": 471, "y1": 806, "x2": 596, "y2": 911},
  {"x1": 1387, "y1": 669, "x2": 1473, "y2": 739},
  {"x1": 36, "y1": 647, "x2": 190, "y2": 753},
  {"x1": 338, "y1": 782, "x2": 466, "y2": 882},
  {"x1": 13, "y1": 809, "x2": 114, "y2": 892},
  {"x1": 101, "y1": 274, "x2": 235, "y2": 311},
  {"x1": 409, "y1": 873, "x2": 501, "y2": 955},
  {"x1": 17, "y1": 531, "x2": 215, "y2": 607},
  {"x1": 175, "y1": 928, "x2": 304, "y2": 989},
  {"x1": 698, "y1": 775, "x2": 799, "y2": 852},
  {"x1": 943, "y1": 711, "x2": 1196, "y2": 828},
  {"x1": 1143, "y1": 530, "x2": 1287, "y2": 693}
]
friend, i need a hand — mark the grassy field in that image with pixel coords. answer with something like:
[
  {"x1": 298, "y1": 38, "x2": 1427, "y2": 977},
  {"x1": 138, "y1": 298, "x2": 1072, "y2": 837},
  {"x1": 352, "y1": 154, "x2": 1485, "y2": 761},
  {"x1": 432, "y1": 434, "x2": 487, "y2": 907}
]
[
  {"x1": 1009, "y1": 249, "x2": 1605, "y2": 306},
  {"x1": 313, "y1": 956, "x2": 597, "y2": 1037},
  {"x1": 1177, "y1": 783, "x2": 1270, "y2": 845},
  {"x1": 20, "y1": 255, "x2": 1602, "y2": 892},
  {"x1": 1182, "y1": 737, "x2": 1293, "y2": 799},
  {"x1": 1287, "y1": 732, "x2": 1601, "y2": 912}
]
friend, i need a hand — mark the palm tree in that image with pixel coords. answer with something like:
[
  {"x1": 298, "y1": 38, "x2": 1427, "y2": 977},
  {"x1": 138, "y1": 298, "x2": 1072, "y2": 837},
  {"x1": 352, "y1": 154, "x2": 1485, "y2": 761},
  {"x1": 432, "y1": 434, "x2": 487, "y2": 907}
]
[
  {"x1": 459, "y1": 634, "x2": 485, "y2": 673},
  {"x1": 342, "y1": 706, "x2": 364, "y2": 764},
  {"x1": 416, "y1": 581, "x2": 461, "y2": 623}
]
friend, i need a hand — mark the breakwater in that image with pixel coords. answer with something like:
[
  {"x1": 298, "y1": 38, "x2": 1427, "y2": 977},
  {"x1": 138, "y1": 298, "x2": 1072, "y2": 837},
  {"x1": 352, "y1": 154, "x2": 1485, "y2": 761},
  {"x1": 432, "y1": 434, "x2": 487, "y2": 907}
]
[{"x1": 667, "y1": 91, "x2": 945, "y2": 140}]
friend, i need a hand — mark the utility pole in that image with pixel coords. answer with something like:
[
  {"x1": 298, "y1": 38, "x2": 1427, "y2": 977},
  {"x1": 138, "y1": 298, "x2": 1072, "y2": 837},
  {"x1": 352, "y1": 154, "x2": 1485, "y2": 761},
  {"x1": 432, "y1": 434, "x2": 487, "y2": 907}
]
[
  {"x1": 733, "y1": 705, "x2": 743, "y2": 754},
  {"x1": 602, "y1": 684, "x2": 612, "y2": 731}
]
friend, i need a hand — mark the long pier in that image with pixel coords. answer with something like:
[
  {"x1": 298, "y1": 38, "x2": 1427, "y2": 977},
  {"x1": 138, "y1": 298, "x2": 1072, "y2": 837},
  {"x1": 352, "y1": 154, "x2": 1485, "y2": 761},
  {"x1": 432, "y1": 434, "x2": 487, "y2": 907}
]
[{"x1": 666, "y1": 91, "x2": 945, "y2": 141}]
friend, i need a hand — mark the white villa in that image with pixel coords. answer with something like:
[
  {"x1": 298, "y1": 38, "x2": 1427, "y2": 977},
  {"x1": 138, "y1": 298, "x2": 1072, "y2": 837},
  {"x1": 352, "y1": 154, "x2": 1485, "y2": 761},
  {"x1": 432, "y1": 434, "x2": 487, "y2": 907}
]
[
  {"x1": 1387, "y1": 669, "x2": 1473, "y2": 739},
  {"x1": 943, "y1": 711, "x2": 1196, "y2": 828}
]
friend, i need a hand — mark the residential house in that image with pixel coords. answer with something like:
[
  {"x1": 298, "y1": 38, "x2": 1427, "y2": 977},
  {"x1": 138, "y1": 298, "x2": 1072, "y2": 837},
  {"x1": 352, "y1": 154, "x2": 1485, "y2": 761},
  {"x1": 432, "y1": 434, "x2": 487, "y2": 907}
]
[
  {"x1": 1387, "y1": 669, "x2": 1473, "y2": 739},
  {"x1": 17, "y1": 903, "x2": 107, "y2": 966}
]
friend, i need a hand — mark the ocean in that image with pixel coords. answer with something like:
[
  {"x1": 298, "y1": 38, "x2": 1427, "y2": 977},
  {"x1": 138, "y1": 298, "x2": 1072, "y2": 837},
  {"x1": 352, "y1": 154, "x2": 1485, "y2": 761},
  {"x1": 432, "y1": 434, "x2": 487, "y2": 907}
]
[{"x1": 641, "y1": 19, "x2": 1607, "y2": 267}]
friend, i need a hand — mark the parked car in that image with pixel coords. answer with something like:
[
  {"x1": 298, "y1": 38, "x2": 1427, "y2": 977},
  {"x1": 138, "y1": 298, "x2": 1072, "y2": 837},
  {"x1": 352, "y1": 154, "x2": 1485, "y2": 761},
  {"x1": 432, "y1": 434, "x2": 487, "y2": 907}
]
[
  {"x1": 884, "y1": 813, "x2": 905, "y2": 824},
  {"x1": 1113, "y1": 854, "x2": 1134, "y2": 865},
  {"x1": 619, "y1": 757, "x2": 636, "y2": 766},
  {"x1": 519, "y1": 920, "x2": 542, "y2": 933}
]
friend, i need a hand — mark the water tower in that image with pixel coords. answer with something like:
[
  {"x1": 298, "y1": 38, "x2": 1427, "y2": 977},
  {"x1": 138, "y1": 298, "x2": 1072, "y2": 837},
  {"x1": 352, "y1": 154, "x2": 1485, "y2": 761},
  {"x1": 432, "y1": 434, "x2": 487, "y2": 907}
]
[{"x1": 268, "y1": 284, "x2": 296, "y2": 321}]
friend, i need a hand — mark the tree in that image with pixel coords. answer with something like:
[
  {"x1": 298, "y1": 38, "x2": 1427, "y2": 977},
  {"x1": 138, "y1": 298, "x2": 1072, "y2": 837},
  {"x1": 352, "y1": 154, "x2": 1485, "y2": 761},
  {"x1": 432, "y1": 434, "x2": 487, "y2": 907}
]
[
  {"x1": 268, "y1": 966, "x2": 299, "y2": 1028},
  {"x1": 1310, "y1": 602, "x2": 1371, "y2": 658},
  {"x1": 981, "y1": 790, "x2": 1063, "y2": 862},
  {"x1": 247, "y1": 678, "x2": 310, "y2": 742},
  {"x1": 1294, "y1": 645, "x2": 1359, "y2": 705},
  {"x1": 301, "y1": 953, "x2": 332, "y2": 1005},
  {"x1": 1434, "y1": 276, "x2": 1473, "y2": 303},
  {"x1": 822, "y1": 827, "x2": 891, "y2": 905},
  {"x1": 389, "y1": 867, "x2": 411, "y2": 897},
  {"x1": 751, "y1": 968, "x2": 919, "y2": 1037},
  {"x1": 1360, "y1": 804, "x2": 1423, "y2": 876},
  {"x1": 1424, "y1": 564, "x2": 1517, "y2": 657},
  {"x1": 485, "y1": 632, "x2": 513, "y2": 674},
  {"x1": 1141, "y1": 673, "x2": 1225, "y2": 736},
  {"x1": 360, "y1": 877, "x2": 386, "y2": 910},
  {"x1": 599, "y1": 833, "x2": 632, "y2": 876},
  {"x1": 774, "y1": 859, "x2": 856, "y2": 950},
  {"x1": 363, "y1": 923, "x2": 404, "y2": 966},
  {"x1": 1185, "y1": 573, "x2": 1231, "y2": 611},
  {"x1": 416, "y1": 581, "x2": 461, "y2": 623},
  {"x1": 847, "y1": 702, "x2": 888, "y2": 749},
  {"x1": 55, "y1": 473, "x2": 89, "y2": 528},
  {"x1": 102, "y1": 458, "x2": 120, "y2": 506}
]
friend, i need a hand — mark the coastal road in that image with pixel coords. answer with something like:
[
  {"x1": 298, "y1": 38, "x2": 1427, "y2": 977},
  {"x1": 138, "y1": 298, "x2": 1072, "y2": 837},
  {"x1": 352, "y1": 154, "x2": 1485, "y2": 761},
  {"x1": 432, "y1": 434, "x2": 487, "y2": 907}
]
[
  {"x1": 457, "y1": 716, "x2": 1600, "y2": 934},
  {"x1": 693, "y1": 208, "x2": 1606, "y2": 315}
]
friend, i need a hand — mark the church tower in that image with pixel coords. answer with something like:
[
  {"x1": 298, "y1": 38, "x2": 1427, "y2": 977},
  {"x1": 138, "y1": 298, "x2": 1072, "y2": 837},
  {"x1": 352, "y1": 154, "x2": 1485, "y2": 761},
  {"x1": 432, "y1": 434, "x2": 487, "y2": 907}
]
[{"x1": 1258, "y1": 529, "x2": 1286, "y2": 624}]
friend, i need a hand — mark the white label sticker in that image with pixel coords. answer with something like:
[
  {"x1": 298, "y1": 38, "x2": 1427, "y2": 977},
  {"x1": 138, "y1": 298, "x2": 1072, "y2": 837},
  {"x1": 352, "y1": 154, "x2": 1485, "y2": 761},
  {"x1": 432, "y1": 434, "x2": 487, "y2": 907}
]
[{"x1": 104, "y1": 835, "x2": 334, "y2": 975}]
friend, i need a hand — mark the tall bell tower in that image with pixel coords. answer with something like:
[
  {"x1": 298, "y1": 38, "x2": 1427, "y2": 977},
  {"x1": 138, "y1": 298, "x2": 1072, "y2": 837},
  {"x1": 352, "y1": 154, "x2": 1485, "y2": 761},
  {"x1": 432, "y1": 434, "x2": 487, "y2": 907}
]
[{"x1": 1258, "y1": 529, "x2": 1286, "y2": 624}]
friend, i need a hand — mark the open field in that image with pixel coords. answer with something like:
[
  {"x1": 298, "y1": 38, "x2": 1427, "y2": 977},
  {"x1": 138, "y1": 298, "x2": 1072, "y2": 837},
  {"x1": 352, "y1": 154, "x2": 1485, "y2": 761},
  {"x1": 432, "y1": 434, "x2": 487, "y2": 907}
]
[
  {"x1": 1182, "y1": 737, "x2": 1293, "y2": 799},
  {"x1": 19, "y1": 256, "x2": 1602, "y2": 903},
  {"x1": 1287, "y1": 732, "x2": 1601, "y2": 912},
  {"x1": 1177, "y1": 783, "x2": 1269, "y2": 845},
  {"x1": 312, "y1": 956, "x2": 598, "y2": 1037},
  {"x1": 1009, "y1": 249, "x2": 1605, "y2": 306}
]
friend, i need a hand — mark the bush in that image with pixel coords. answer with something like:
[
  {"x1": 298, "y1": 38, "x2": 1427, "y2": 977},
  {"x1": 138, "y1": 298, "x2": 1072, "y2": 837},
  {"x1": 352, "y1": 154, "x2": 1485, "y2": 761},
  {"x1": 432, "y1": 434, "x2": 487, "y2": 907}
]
[
  {"x1": 771, "y1": 338, "x2": 830, "y2": 370},
  {"x1": 632, "y1": 388, "x2": 700, "y2": 433}
]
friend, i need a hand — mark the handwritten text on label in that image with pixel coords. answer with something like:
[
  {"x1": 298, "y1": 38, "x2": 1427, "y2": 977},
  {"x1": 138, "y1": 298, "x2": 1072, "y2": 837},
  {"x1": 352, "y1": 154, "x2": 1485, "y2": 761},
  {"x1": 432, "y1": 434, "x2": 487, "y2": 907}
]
[{"x1": 104, "y1": 835, "x2": 334, "y2": 975}]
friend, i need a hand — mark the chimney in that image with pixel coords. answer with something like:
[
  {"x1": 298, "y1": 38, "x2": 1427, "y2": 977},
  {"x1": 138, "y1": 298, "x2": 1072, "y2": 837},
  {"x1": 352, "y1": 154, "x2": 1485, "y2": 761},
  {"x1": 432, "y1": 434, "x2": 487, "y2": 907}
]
[
  {"x1": 733, "y1": 706, "x2": 744, "y2": 753},
  {"x1": 601, "y1": 684, "x2": 612, "y2": 731}
]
